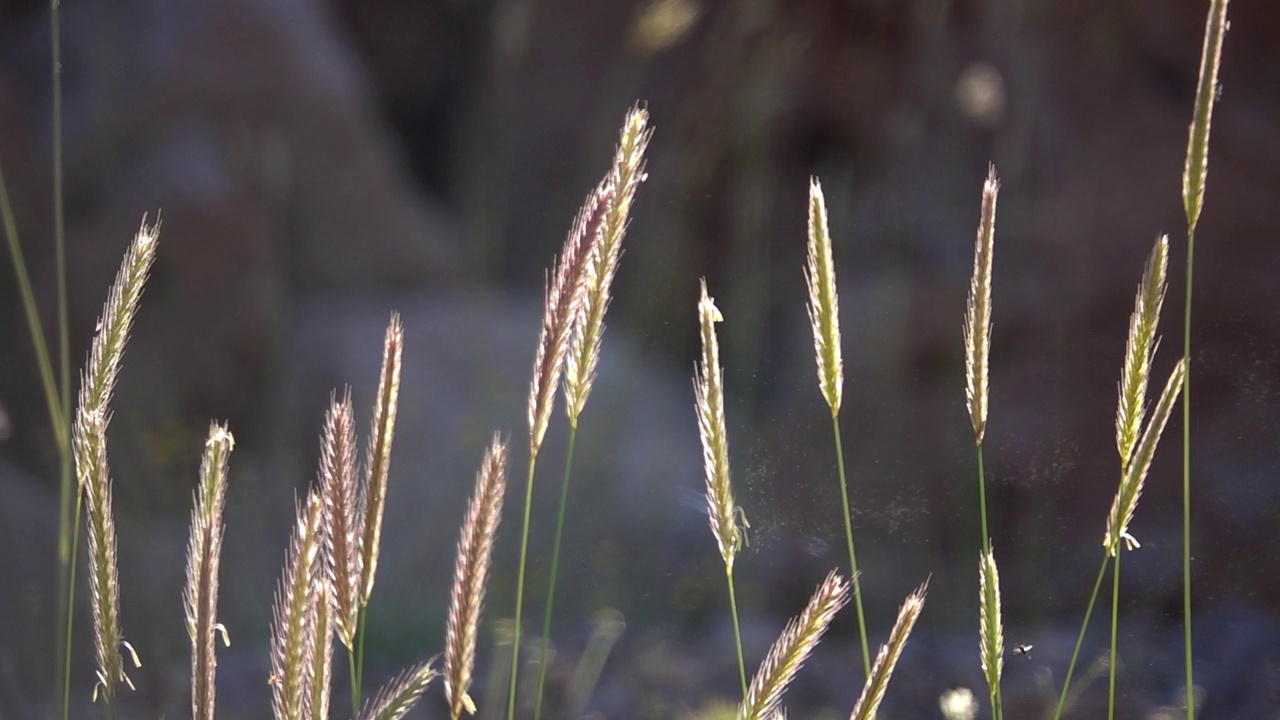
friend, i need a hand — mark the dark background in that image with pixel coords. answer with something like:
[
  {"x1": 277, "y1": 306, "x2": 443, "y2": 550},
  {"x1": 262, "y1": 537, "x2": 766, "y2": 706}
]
[{"x1": 1, "y1": 0, "x2": 1278, "y2": 718}]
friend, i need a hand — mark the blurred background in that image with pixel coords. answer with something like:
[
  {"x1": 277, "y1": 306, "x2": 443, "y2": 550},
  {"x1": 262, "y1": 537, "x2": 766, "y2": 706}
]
[{"x1": 1, "y1": 0, "x2": 1278, "y2": 717}]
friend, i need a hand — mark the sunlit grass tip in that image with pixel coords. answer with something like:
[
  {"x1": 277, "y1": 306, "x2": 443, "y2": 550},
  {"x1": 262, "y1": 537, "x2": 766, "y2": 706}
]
[
  {"x1": 184, "y1": 423, "x2": 234, "y2": 720},
  {"x1": 446, "y1": 437, "x2": 509, "y2": 720},
  {"x1": 963, "y1": 166, "x2": 999, "y2": 445},
  {"x1": 694, "y1": 279, "x2": 744, "y2": 568},
  {"x1": 318, "y1": 389, "x2": 362, "y2": 649},
  {"x1": 979, "y1": 548, "x2": 1003, "y2": 706},
  {"x1": 359, "y1": 661, "x2": 439, "y2": 720},
  {"x1": 270, "y1": 492, "x2": 325, "y2": 720},
  {"x1": 360, "y1": 312, "x2": 404, "y2": 603},
  {"x1": 1116, "y1": 236, "x2": 1169, "y2": 470},
  {"x1": 805, "y1": 176, "x2": 843, "y2": 416},
  {"x1": 1183, "y1": 0, "x2": 1231, "y2": 232},
  {"x1": 849, "y1": 579, "x2": 929, "y2": 720},
  {"x1": 738, "y1": 571, "x2": 850, "y2": 720}
]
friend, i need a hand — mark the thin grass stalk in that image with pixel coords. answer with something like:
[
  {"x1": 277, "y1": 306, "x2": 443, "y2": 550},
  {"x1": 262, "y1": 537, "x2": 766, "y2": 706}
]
[
  {"x1": 1052, "y1": 555, "x2": 1110, "y2": 720},
  {"x1": 74, "y1": 220, "x2": 157, "y2": 712},
  {"x1": 446, "y1": 437, "x2": 509, "y2": 720},
  {"x1": 849, "y1": 580, "x2": 929, "y2": 720},
  {"x1": 1108, "y1": 548, "x2": 1122, "y2": 720},
  {"x1": 360, "y1": 661, "x2": 438, "y2": 720},
  {"x1": 1181, "y1": 3, "x2": 1229, "y2": 714},
  {"x1": 532, "y1": 426, "x2": 576, "y2": 720},
  {"x1": 979, "y1": 548, "x2": 1004, "y2": 720},
  {"x1": 509, "y1": 182, "x2": 612, "y2": 720},
  {"x1": 805, "y1": 178, "x2": 870, "y2": 677},
  {"x1": 270, "y1": 494, "x2": 324, "y2": 720},
  {"x1": 738, "y1": 572, "x2": 850, "y2": 720},
  {"x1": 694, "y1": 280, "x2": 749, "y2": 697},
  {"x1": 184, "y1": 424, "x2": 234, "y2": 720}
]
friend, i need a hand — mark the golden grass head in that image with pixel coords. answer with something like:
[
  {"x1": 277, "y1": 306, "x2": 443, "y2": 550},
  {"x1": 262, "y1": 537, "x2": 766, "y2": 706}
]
[
  {"x1": 978, "y1": 548, "x2": 1004, "y2": 703},
  {"x1": 270, "y1": 492, "x2": 325, "y2": 720},
  {"x1": 565, "y1": 105, "x2": 652, "y2": 426},
  {"x1": 445, "y1": 436, "x2": 509, "y2": 720},
  {"x1": 1104, "y1": 358, "x2": 1186, "y2": 556},
  {"x1": 1116, "y1": 235, "x2": 1169, "y2": 470},
  {"x1": 361, "y1": 312, "x2": 404, "y2": 604},
  {"x1": 318, "y1": 388, "x2": 362, "y2": 649},
  {"x1": 529, "y1": 179, "x2": 614, "y2": 454},
  {"x1": 360, "y1": 660, "x2": 439, "y2": 720},
  {"x1": 805, "y1": 176, "x2": 843, "y2": 416},
  {"x1": 1183, "y1": 0, "x2": 1231, "y2": 232},
  {"x1": 694, "y1": 279, "x2": 745, "y2": 569},
  {"x1": 739, "y1": 571, "x2": 850, "y2": 720},
  {"x1": 963, "y1": 166, "x2": 999, "y2": 445},
  {"x1": 185, "y1": 422, "x2": 234, "y2": 720},
  {"x1": 849, "y1": 579, "x2": 929, "y2": 720}
]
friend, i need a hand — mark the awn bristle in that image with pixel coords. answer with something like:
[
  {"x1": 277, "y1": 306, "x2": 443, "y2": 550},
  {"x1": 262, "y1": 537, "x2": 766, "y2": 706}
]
[
  {"x1": 805, "y1": 177, "x2": 843, "y2": 416},
  {"x1": 1104, "y1": 358, "x2": 1186, "y2": 556},
  {"x1": 564, "y1": 105, "x2": 652, "y2": 426},
  {"x1": 74, "y1": 217, "x2": 158, "y2": 703},
  {"x1": 360, "y1": 312, "x2": 403, "y2": 604},
  {"x1": 738, "y1": 571, "x2": 850, "y2": 720},
  {"x1": 445, "y1": 437, "x2": 509, "y2": 720},
  {"x1": 849, "y1": 580, "x2": 929, "y2": 720},
  {"x1": 1183, "y1": 0, "x2": 1230, "y2": 231},
  {"x1": 270, "y1": 493, "x2": 325, "y2": 720},
  {"x1": 978, "y1": 548, "x2": 1003, "y2": 705},
  {"x1": 319, "y1": 389, "x2": 362, "y2": 648},
  {"x1": 359, "y1": 661, "x2": 439, "y2": 720},
  {"x1": 184, "y1": 423, "x2": 234, "y2": 720},
  {"x1": 963, "y1": 166, "x2": 999, "y2": 445},
  {"x1": 694, "y1": 279, "x2": 744, "y2": 569},
  {"x1": 1116, "y1": 236, "x2": 1169, "y2": 470},
  {"x1": 529, "y1": 180, "x2": 614, "y2": 454}
]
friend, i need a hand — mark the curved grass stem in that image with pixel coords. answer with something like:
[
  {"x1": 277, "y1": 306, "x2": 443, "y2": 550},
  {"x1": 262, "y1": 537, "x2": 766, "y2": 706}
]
[
  {"x1": 831, "y1": 415, "x2": 871, "y2": 677},
  {"x1": 507, "y1": 456, "x2": 540, "y2": 720},
  {"x1": 533, "y1": 427, "x2": 578, "y2": 720},
  {"x1": 1053, "y1": 555, "x2": 1110, "y2": 720},
  {"x1": 726, "y1": 569, "x2": 747, "y2": 700}
]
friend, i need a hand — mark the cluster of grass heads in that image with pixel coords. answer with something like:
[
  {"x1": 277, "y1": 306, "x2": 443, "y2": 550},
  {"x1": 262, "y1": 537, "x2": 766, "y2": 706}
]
[{"x1": 1, "y1": 0, "x2": 1233, "y2": 717}]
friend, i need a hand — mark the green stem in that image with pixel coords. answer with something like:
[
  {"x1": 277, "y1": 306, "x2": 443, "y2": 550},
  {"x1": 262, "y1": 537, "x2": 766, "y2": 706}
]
[
  {"x1": 726, "y1": 569, "x2": 747, "y2": 700},
  {"x1": 61, "y1": 494, "x2": 82, "y2": 720},
  {"x1": 348, "y1": 641, "x2": 359, "y2": 720},
  {"x1": 354, "y1": 605, "x2": 367, "y2": 715},
  {"x1": 976, "y1": 443, "x2": 991, "y2": 552},
  {"x1": 533, "y1": 427, "x2": 577, "y2": 720},
  {"x1": 1182, "y1": 227, "x2": 1196, "y2": 720},
  {"x1": 1108, "y1": 550, "x2": 1121, "y2": 720},
  {"x1": 507, "y1": 455, "x2": 540, "y2": 720},
  {"x1": 1053, "y1": 555, "x2": 1110, "y2": 720},
  {"x1": 994, "y1": 690, "x2": 1004, "y2": 720},
  {"x1": 831, "y1": 415, "x2": 871, "y2": 677}
]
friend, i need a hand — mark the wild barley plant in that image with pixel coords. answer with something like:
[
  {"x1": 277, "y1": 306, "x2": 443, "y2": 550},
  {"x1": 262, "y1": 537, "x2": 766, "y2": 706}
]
[
  {"x1": 848, "y1": 581, "x2": 928, "y2": 720},
  {"x1": 1053, "y1": 236, "x2": 1185, "y2": 720},
  {"x1": 184, "y1": 423, "x2": 234, "y2": 720},
  {"x1": 536, "y1": 106, "x2": 652, "y2": 720},
  {"x1": 72, "y1": 219, "x2": 158, "y2": 716},
  {"x1": 978, "y1": 548, "x2": 1003, "y2": 720},
  {"x1": 694, "y1": 279, "x2": 750, "y2": 697},
  {"x1": 446, "y1": 437, "x2": 510, "y2": 720},
  {"x1": 962, "y1": 165, "x2": 1002, "y2": 719},
  {"x1": 270, "y1": 492, "x2": 326, "y2": 720},
  {"x1": 1180, "y1": 2, "x2": 1230, "y2": 714},
  {"x1": 804, "y1": 177, "x2": 871, "y2": 677},
  {"x1": 508, "y1": 167, "x2": 614, "y2": 720},
  {"x1": 738, "y1": 571, "x2": 850, "y2": 720}
]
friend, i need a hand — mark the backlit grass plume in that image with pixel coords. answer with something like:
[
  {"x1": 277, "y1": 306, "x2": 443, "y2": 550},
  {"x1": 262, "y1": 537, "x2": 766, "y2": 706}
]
[
  {"x1": 270, "y1": 493, "x2": 325, "y2": 720},
  {"x1": 695, "y1": 279, "x2": 749, "y2": 696},
  {"x1": 564, "y1": 105, "x2": 652, "y2": 425},
  {"x1": 319, "y1": 389, "x2": 362, "y2": 650},
  {"x1": 360, "y1": 312, "x2": 403, "y2": 603},
  {"x1": 738, "y1": 571, "x2": 850, "y2": 720},
  {"x1": 849, "y1": 580, "x2": 929, "y2": 720},
  {"x1": 1116, "y1": 236, "x2": 1168, "y2": 469},
  {"x1": 805, "y1": 177, "x2": 842, "y2": 416},
  {"x1": 73, "y1": 218, "x2": 158, "y2": 708},
  {"x1": 805, "y1": 176, "x2": 871, "y2": 676},
  {"x1": 360, "y1": 661, "x2": 439, "y2": 720},
  {"x1": 184, "y1": 423, "x2": 234, "y2": 720},
  {"x1": 978, "y1": 548, "x2": 1003, "y2": 719},
  {"x1": 1182, "y1": 0, "x2": 1230, "y2": 233},
  {"x1": 963, "y1": 166, "x2": 999, "y2": 446},
  {"x1": 446, "y1": 437, "x2": 509, "y2": 720}
]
